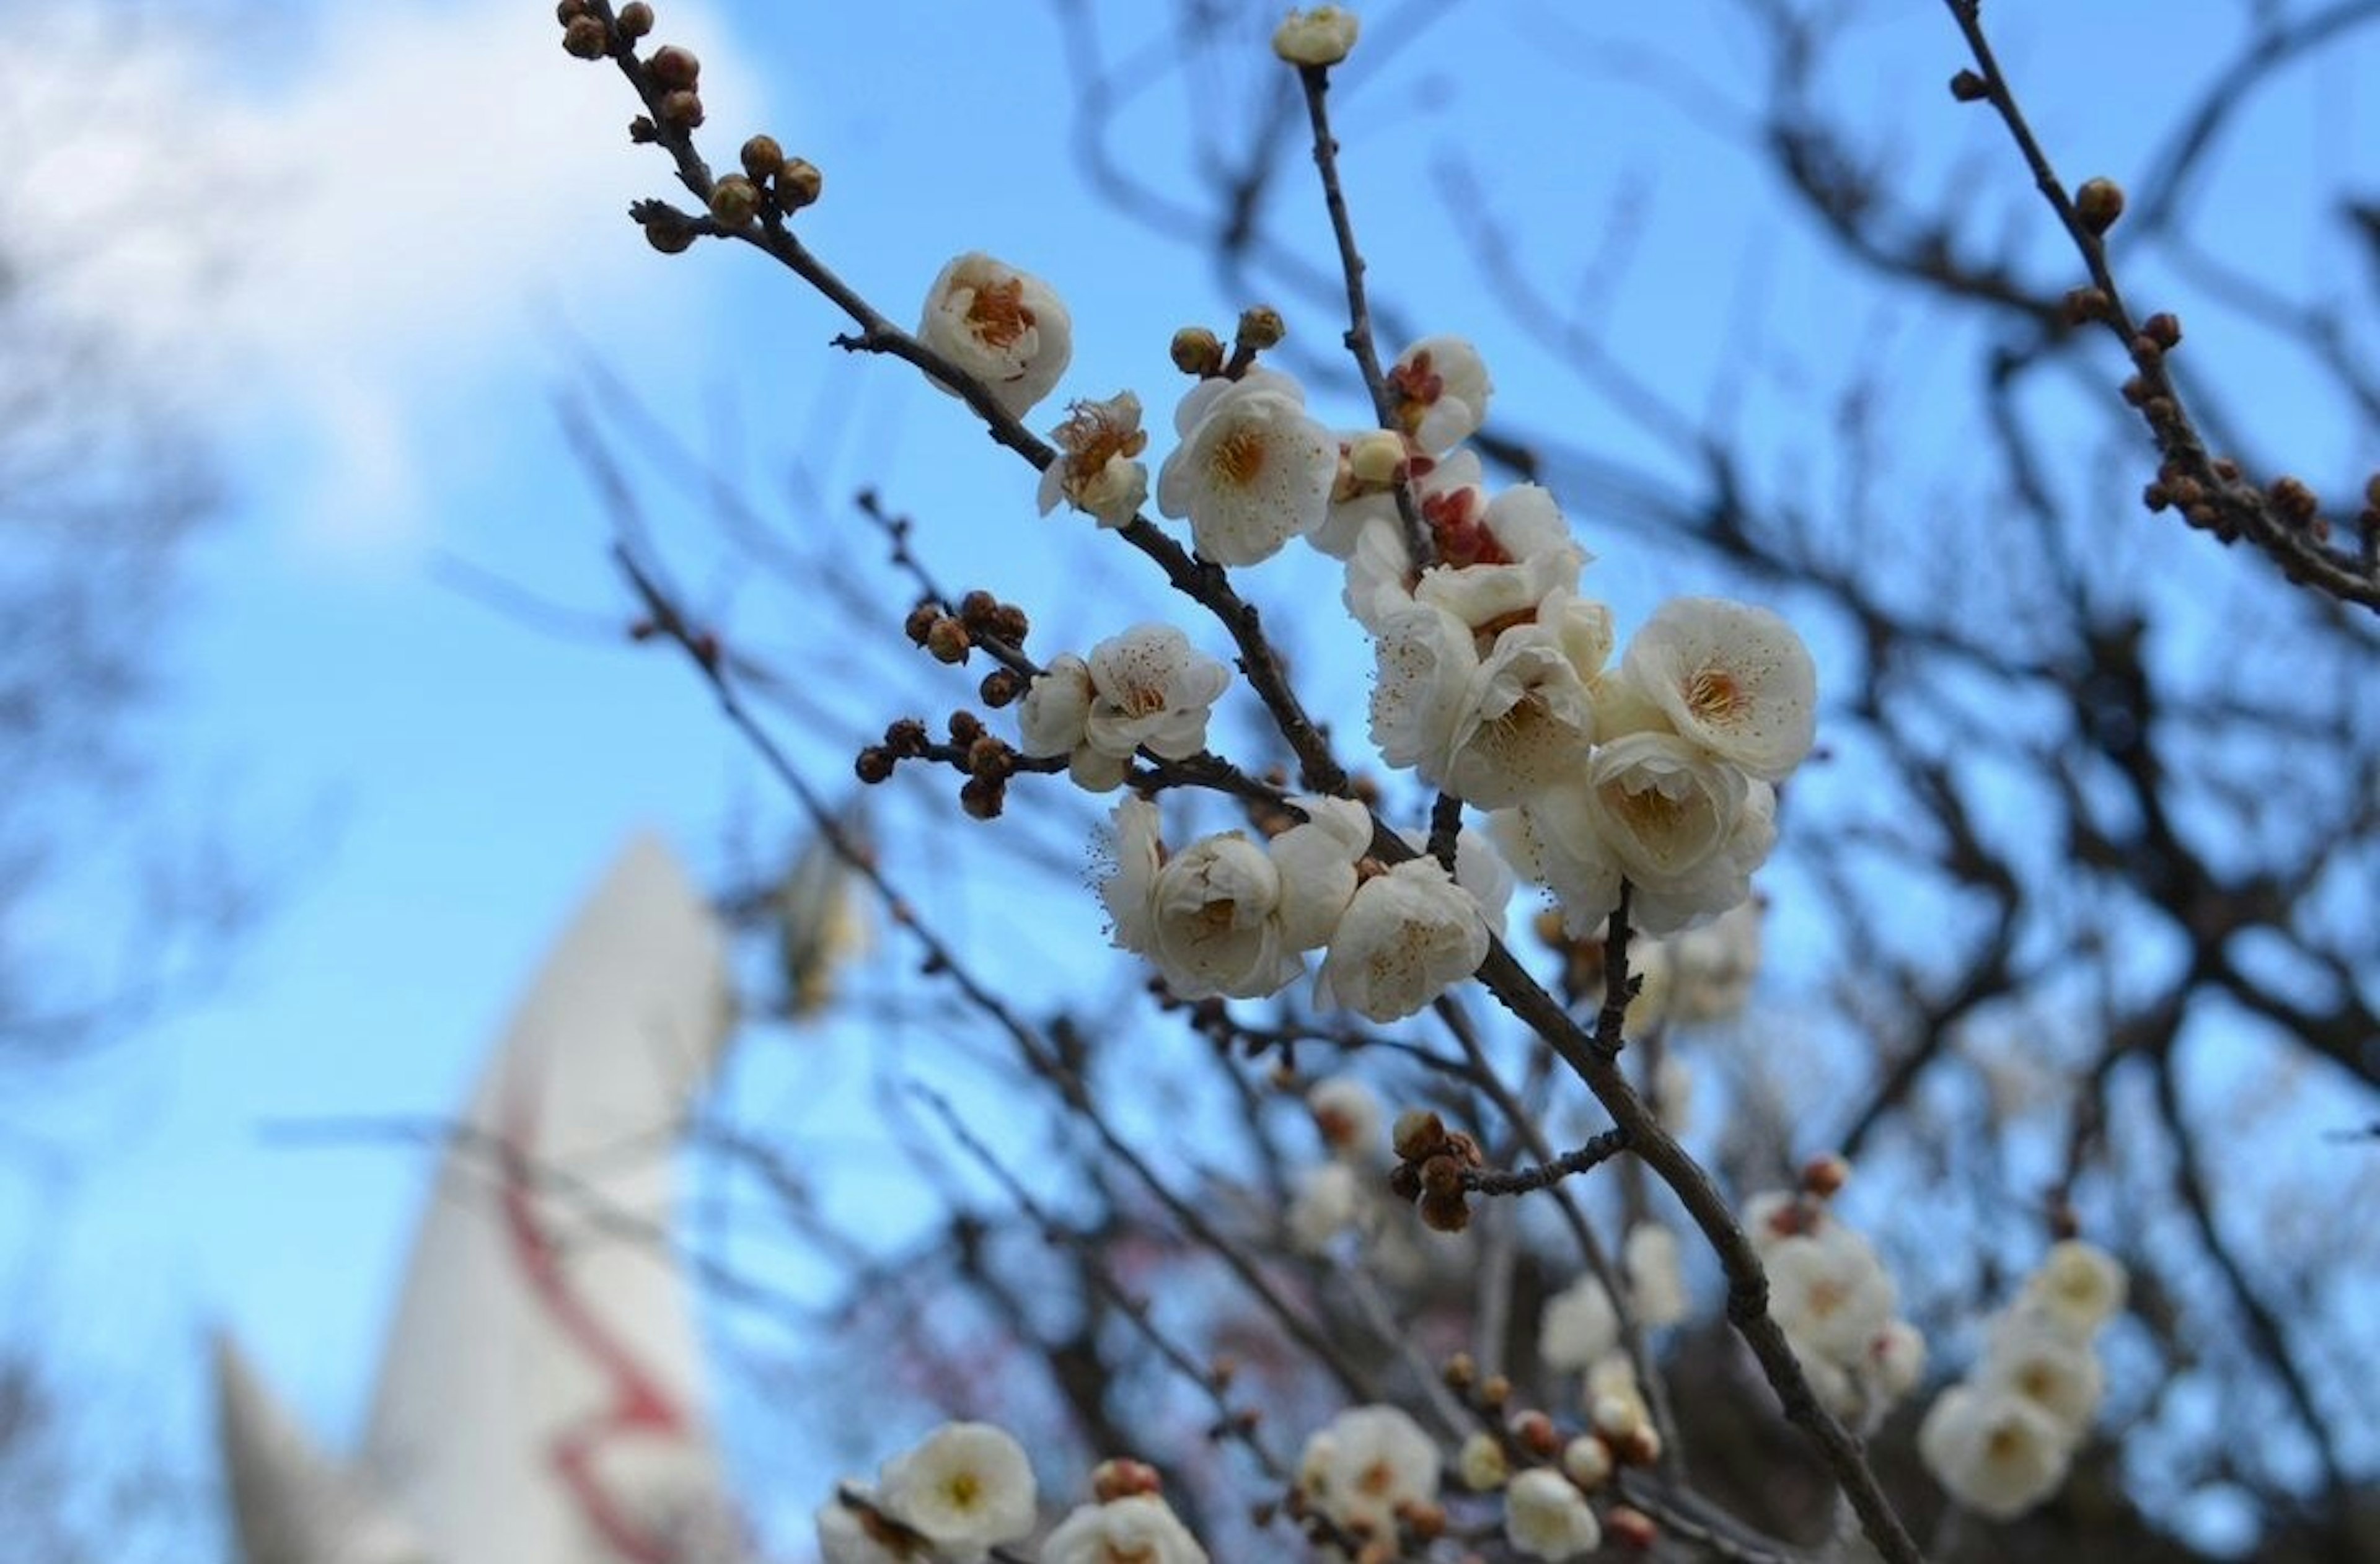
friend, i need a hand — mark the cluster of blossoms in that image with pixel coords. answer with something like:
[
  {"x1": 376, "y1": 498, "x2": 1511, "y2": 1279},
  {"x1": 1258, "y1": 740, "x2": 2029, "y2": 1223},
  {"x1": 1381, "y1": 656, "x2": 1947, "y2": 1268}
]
[
  {"x1": 1918, "y1": 1239, "x2": 2127, "y2": 1520},
  {"x1": 1742, "y1": 1164, "x2": 1928, "y2": 1426},
  {"x1": 816, "y1": 1423, "x2": 1208, "y2": 1563},
  {"x1": 916, "y1": 221, "x2": 1814, "y2": 1021},
  {"x1": 1295, "y1": 1404, "x2": 1443, "y2": 1550}
]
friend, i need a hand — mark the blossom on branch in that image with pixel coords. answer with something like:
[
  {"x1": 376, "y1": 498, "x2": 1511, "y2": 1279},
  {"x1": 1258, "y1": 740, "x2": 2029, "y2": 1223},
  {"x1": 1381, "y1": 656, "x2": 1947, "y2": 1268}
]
[
  {"x1": 1157, "y1": 368, "x2": 1336, "y2": 565},
  {"x1": 1388, "y1": 335, "x2": 1492, "y2": 455},
  {"x1": 873, "y1": 1421, "x2": 1038, "y2": 1561},
  {"x1": 1318, "y1": 856, "x2": 1492, "y2": 1021},
  {"x1": 1621, "y1": 596, "x2": 1817, "y2": 780},
  {"x1": 1041, "y1": 1493, "x2": 1209, "y2": 1564},
  {"x1": 1271, "y1": 6, "x2": 1360, "y2": 67},
  {"x1": 1039, "y1": 391, "x2": 1150, "y2": 527},
  {"x1": 1504, "y1": 1467, "x2": 1602, "y2": 1560},
  {"x1": 918, "y1": 252, "x2": 1072, "y2": 419},
  {"x1": 1016, "y1": 626, "x2": 1230, "y2": 791},
  {"x1": 1298, "y1": 1404, "x2": 1441, "y2": 1535}
]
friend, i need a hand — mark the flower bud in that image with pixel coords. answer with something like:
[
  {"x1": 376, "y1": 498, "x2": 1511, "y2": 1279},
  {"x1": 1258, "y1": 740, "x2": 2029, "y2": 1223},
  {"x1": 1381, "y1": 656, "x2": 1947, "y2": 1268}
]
[
  {"x1": 978, "y1": 668, "x2": 1025, "y2": 708},
  {"x1": 925, "y1": 618, "x2": 972, "y2": 664},
  {"x1": 1391, "y1": 1109, "x2": 1447, "y2": 1161},
  {"x1": 1091, "y1": 1457, "x2": 1163, "y2": 1501},
  {"x1": 740, "y1": 134, "x2": 785, "y2": 181},
  {"x1": 1605, "y1": 1505, "x2": 1660, "y2": 1550},
  {"x1": 1508, "y1": 1410, "x2": 1558, "y2": 1459},
  {"x1": 1170, "y1": 326, "x2": 1224, "y2": 377},
  {"x1": 2075, "y1": 177, "x2": 2125, "y2": 234},
  {"x1": 1560, "y1": 1435, "x2": 1613, "y2": 1491},
  {"x1": 648, "y1": 43, "x2": 700, "y2": 89},
  {"x1": 777, "y1": 157, "x2": 824, "y2": 210},
  {"x1": 1457, "y1": 1432, "x2": 1507, "y2": 1492},
  {"x1": 617, "y1": 2, "x2": 654, "y2": 38},
  {"x1": 708, "y1": 175, "x2": 759, "y2": 226},
  {"x1": 1236, "y1": 304, "x2": 1286, "y2": 352},
  {"x1": 1272, "y1": 6, "x2": 1360, "y2": 67},
  {"x1": 1800, "y1": 1152, "x2": 1850, "y2": 1198},
  {"x1": 561, "y1": 15, "x2": 609, "y2": 58},
  {"x1": 1949, "y1": 68, "x2": 1988, "y2": 101},
  {"x1": 642, "y1": 211, "x2": 696, "y2": 254},
  {"x1": 659, "y1": 88, "x2": 703, "y2": 128}
]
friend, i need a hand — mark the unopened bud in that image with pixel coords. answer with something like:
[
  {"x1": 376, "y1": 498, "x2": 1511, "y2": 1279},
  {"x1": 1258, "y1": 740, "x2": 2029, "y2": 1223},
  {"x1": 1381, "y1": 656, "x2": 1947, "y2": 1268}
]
[
  {"x1": 642, "y1": 211, "x2": 695, "y2": 254},
  {"x1": 1948, "y1": 68, "x2": 1988, "y2": 102},
  {"x1": 1346, "y1": 429, "x2": 1406, "y2": 487},
  {"x1": 1561, "y1": 1435, "x2": 1613, "y2": 1491},
  {"x1": 978, "y1": 668, "x2": 1025, "y2": 708},
  {"x1": 1091, "y1": 1458, "x2": 1162, "y2": 1501},
  {"x1": 1170, "y1": 326, "x2": 1225, "y2": 377},
  {"x1": 2075, "y1": 177, "x2": 2125, "y2": 234},
  {"x1": 616, "y1": 2, "x2": 654, "y2": 38},
  {"x1": 1391, "y1": 1109, "x2": 1447, "y2": 1161},
  {"x1": 1800, "y1": 1153, "x2": 1851, "y2": 1198},
  {"x1": 1508, "y1": 1410, "x2": 1558, "y2": 1459},
  {"x1": 903, "y1": 602, "x2": 941, "y2": 645},
  {"x1": 1235, "y1": 305, "x2": 1287, "y2": 352},
  {"x1": 561, "y1": 15, "x2": 609, "y2": 58},
  {"x1": 739, "y1": 134, "x2": 785, "y2": 182},
  {"x1": 925, "y1": 618, "x2": 972, "y2": 664},
  {"x1": 1605, "y1": 1505, "x2": 1660, "y2": 1550},
  {"x1": 708, "y1": 175, "x2": 759, "y2": 227},
  {"x1": 853, "y1": 747, "x2": 894, "y2": 784},
  {"x1": 648, "y1": 43, "x2": 700, "y2": 89},
  {"x1": 659, "y1": 88, "x2": 703, "y2": 128},
  {"x1": 1457, "y1": 1432, "x2": 1507, "y2": 1492},
  {"x1": 2143, "y1": 311, "x2": 2182, "y2": 349},
  {"x1": 777, "y1": 157, "x2": 824, "y2": 210}
]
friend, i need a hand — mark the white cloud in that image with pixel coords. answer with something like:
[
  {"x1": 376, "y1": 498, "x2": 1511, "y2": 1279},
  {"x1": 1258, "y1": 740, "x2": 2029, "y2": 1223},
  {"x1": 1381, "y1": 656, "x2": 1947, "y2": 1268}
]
[{"x1": 4, "y1": 0, "x2": 763, "y2": 553}]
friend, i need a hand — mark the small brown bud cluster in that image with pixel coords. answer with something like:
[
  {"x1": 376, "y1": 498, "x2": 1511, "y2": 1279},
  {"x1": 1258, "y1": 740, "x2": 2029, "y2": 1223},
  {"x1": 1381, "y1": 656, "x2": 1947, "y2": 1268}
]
[
  {"x1": 852, "y1": 709, "x2": 1025, "y2": 818},
  {"x1": 1948, "y1": 68, "x2": 1989, "y2": 102},
  {"x1": 906, "y1": 595, "x2": 1019, "y2": 666},
  {"x1": 645, "y1": 43, "x2": 704, "y2": 130},
  {"x1": 635, "y1": 201, "x2": 698, "y2": 255},
  {"x1": 1386, "y1": 1109, "x2": 1483, "y2": 1232}
]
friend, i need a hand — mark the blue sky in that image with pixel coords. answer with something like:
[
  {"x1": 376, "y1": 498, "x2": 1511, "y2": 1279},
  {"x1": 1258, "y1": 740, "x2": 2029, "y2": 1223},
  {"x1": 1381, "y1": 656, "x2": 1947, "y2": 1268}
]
[{"x1": 8, "y1": 0, "x2": 2376, "y2": 1555}]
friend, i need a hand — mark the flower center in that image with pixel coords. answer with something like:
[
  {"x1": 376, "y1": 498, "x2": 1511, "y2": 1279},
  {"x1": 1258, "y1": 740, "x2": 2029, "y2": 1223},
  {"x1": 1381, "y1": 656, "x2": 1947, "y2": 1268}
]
[
  {"x1": 1686, "y1": 667, "x2": 1745, "y2": 723},
  {"x1": 1212, "y1": 424, "x2": 1268, "y2": 487},
  {"x1": 1357, "y1": 1457, "x2": 1397, "y2": 1496},
  {"x1": 967, "y1": 278, "x2": 1032, "y2": 349}
]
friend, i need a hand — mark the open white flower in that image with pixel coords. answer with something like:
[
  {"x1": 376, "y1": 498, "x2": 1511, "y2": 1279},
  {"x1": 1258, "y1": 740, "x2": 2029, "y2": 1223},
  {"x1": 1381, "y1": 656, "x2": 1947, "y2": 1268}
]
[
  {"x1": 1540, "y1": 1275, "x2": 1620, "y2": 1371},
  {"x1": 1083, "y1": 624, "x2": 1232, "y2": 762},
  {"x1": 1368, "y1": 599, "x2": 1474, "y2": 776},
  {"x1": 1148, "y1": 831, "x2": 1302, "y2": 999},
  {"x1": 1980, "y1": 1315, "x2": 2105, "y2": 1436},
  {"x1": 1157, "y1": 369, "x2": 1336, "y2": 565},
  {"x1": 1017, "y1": 655, "x2": 1128, "y2": 793},
  {"x1": 1918, "y1": 1386, "x2": 2073, "y2": 1521},
  {"x1": 1389, "y1": 335, "x2": 1492, "y2": 455},
  {"x1": 1766, "y1": 1226, "x2": 1898, "y2": 1365},
  {"x1": 918, "y1": 253, "x2": 1072, "y2": 420},
  {"x1": 876, "y1": 1421, "x2": 1038, "y2": 1562},
  {"x1": 1042, "y1": 1494, "x2": 1209, "y2": 1564},
  {"x1": 1628, "y1": 776, "x2": 1776, "y2": 936},
  {"x1": 1869, "y1": 1319, "x2": 1929, "y2": 1404},
  {"x1": 1318, "y1": 857, "x2": 1491, "y2": 1021},
  {"x1": 1622, "y1": 596, "x2": 1817, "y2": 780},
  {"x1": 1411, "y1": 486, "x2": 1588, "y2": 633},
  {"x1": 1272, "y1": 5, "x2": 1360, "y2": 66},
  {"x1": 1302, "y1": 1405, "x2": 1441, "y2": 1534},
  {"x1": 1097, "y1": 796, "x2": 1165, "y2": 955},
  {"x1": 1504, "y1": 1468, "x2": 1600, "y2": 1561},
  {"x1": 2021, "y1": 1239, "x2": 2127, "y2": 1336},
  {"x1": 1438, "y1": 622, "x2": 1600, "y2": 807},
  {"x1": 1267, "y1": 794, "x2": 1373, "y2": 951},
  {"x1": 1039, "y1": 392, "x2": 1149, "y2": 527},
  {"x1": 1584, "y1": 732, "x2": 1749, "y2": 885},
  {"x1": 1331, "y1": 448, "x2": 1484, "y2": 583}
]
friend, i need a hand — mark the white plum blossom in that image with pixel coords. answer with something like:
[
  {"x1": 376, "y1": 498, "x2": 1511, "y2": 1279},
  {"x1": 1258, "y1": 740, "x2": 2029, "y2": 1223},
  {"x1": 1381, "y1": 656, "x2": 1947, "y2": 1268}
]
[
  {"x1": 1267, "y1": 795, "x2": 1373, "y2": 952},
  {"x1": 1389, "y1": 335, "x2": 1492, "y2": 455},
  {"x1": 1918, "y1": 1386, "x2": 2073, "y2": 1521},
  {"x1": 1318, "y1": 857, "x2": 1492, "y2": 1021},
  {"x1": 1367, "y1": 600, "x2": 1474, "y2": 776},
  {"x1": 1147, "y1": 831, "x2": 1302, "y2": 999},
  {"x1": 1157, "y1": 368, "x2": 1337, "y2": 565},
  {"x1": 1082, "y1": 625, "x2": 1232, "y2": 762},
  {"x1": 1018, "y1": 654, "x2": 1124, "y2": 792},
  {"x1": 1437, "y1": 622, "x2": 1601, "y2": 807},
  {"x1": 1539, "y1": 1275, "x2": 1620, "y2": 1371},
  {"x1": 1628, "y1": 777, "x2": 1776, "y2": 935},
  {"x1": 1041, "y1": 1494, "x2": 1208, "y2": 1564},
  {"x1": 1096, "y1": 796, "x2": 1164, "y2": 956},
  {"x1": 1458, "y1": 1431, "x2": 1509, "y2": 1492},
  {"x1": 1766, "y1": 1226, "x2": 1900, "y2": 1366},
  {"x1": 1331, "y1": 447, "x2": 1484, "y2": 581},
  {"x1": 875, "y1": 1422, "x2": 1038, "y2": 1562},
  {"x1": 1583, "y1": 732, "x2": 1750, "y2": 888},
  {"x1": 1300, "y1": 1405, "x2": 1442, "y2": 1535},
  {"x1": 2021, "y1": 1239, "x2": 2127, "y2": 1335},
  {"x1": 918, "y1": 253, "x2": 1072, "y2": 420},
  {"x1": 1621, "y1": 596, "x2": 1818, "y2": 780},
  {"x1": 1271, "y1": 4, "x2": 1359, "y2": 66},
  {"x1": 1980, "y1": 1315, "x2": 2105, "y2": 1437},
  {"x1": 1393, "y1": 824, "x2": 1516, "y2": 931},
  {"x1": 1561, "y1": 1435, "x2": 1613, "y2": 1492},
  {"x1": 1624, "y1": 1222, "x2": 1690, "y2": 1327},
  {"x1": 1504, "y1": 1468, "x2": 1601, "y2": 1561},
  {"x1": 1412, "y1": 486, "x2": 1589, "y2": 633},
  {"x1": 1039, "y1": 392, "x2": 1150, "y2": 527},
  {"x1": 1308, "y1": 1076, "x2": 1384, "y2": 1160}
]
